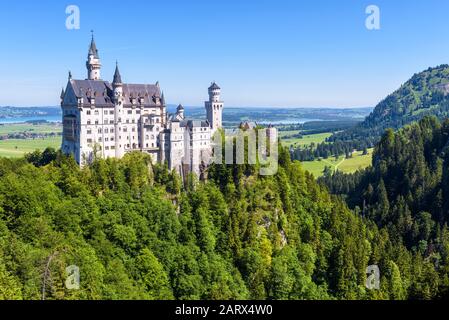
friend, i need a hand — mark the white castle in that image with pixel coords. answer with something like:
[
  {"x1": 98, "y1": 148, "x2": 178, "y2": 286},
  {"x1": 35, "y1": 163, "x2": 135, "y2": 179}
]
[
  {"x1": 61, "y1": 36, "x2": 277, "y2": 176},
  {"x1": 60, "y1": 36, "x2": 225, "y2": 176}
]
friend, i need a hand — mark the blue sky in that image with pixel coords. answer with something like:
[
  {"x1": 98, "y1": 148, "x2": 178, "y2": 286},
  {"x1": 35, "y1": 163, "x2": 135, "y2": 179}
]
[{"x1": 1, "y1": 0, "x2": 449, "y2": 107}]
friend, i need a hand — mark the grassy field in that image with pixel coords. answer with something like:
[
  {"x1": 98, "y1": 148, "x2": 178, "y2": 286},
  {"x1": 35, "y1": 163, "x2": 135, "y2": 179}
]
[
  {"x1": 279, "y1": 131, "x2": 332, "y2": 148},
  {"x1": 0, "y1": 123, "x2": 61, "y2": 135},
  {"x1": 300, "y1": 148, "x2": 374, "y2": 177},
  {"x1": 0, "y1": 122, "x2": 62, "y2": 158},
  {"x1": 0, "y1": 137, "x2": 61, "y2": 158}
]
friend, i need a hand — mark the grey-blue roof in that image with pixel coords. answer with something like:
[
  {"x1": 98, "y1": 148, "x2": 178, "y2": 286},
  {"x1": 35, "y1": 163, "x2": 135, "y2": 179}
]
[
  {"x1": 88, "y1": 37, "x2": 100, "y2": 59},
  {"x1": 181, "y1": 119, "x2": 210, "y2": 128},
  {"x1": 208, "y1": 82, "x2": 220, "y2": 90},
  {"x1": 113, "y1": 64, "x2": 122, "y2": 84},
  {"x1": 68, "y1": 79, "x2": 162, "y2": 107}
]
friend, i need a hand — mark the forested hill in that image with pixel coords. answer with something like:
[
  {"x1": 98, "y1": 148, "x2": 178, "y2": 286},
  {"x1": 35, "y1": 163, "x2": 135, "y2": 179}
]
[
  {"x1": 321, "y1": 116, "x2": 449, "y2": 298},
  {"x1": 329, "y1": 64, "x2": 449, "y2": 146},
  {"x1": 0, "y1": 144, "x2": 443, "y2": 300}
]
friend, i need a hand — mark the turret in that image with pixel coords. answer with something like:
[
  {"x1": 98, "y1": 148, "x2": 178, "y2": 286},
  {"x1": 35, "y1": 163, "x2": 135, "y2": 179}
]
[
  {"x1": 112, "y1": 61, "x2": 123, "y2": 99},
  {"x1": 208, "y1": 82, "x2": 221, "y2": 102},
  {"x1": 176, "y1": 104, "x2": 185, "y2": 120},
  {"x1": 112, "y1": 62, "x2": 125, "y2": 158},
  {"x1": 205, "y1": 82, "x2": 224, "y2": 134},
  {"x1": 86, "y1": 33, "x2": 102, "y2": 80}
]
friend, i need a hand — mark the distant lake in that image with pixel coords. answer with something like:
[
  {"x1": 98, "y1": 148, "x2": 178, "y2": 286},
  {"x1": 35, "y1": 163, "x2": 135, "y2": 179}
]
[
  {"x1": 0, "y1": 115, "x2": 61, "y2": 124},
  {"x1": 258, "y1": 118, "x2": 322, "y2": 125},
  {"x1": 0, "y1": 114, "x2": 321, "y2": 125}
]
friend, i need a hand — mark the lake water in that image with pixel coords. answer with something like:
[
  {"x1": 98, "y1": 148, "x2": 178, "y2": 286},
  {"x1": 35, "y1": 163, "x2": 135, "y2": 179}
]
[
  {"x1": 0, "y1": 114, "x2": 321, "y2": 125},
  {"x1": 0, "y1": 115, "x2": 61, "y2": 124}
]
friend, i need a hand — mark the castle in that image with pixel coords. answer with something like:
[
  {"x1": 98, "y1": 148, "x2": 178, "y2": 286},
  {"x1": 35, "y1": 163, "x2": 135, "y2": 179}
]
[{"x1": 60, "y1": 36, "x2": 224, "y2": 176}]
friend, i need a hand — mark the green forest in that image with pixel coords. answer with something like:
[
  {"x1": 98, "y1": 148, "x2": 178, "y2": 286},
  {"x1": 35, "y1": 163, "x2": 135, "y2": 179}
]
[
  {"x1": 1, "y1": 130, "x2": 447, "y2": 300},
  {"x1": 320, "y1": 116, "x2": 449, "y2": 299},
  {"x1": 296, "y1": 65, "x2": 449, "y2": 160}
]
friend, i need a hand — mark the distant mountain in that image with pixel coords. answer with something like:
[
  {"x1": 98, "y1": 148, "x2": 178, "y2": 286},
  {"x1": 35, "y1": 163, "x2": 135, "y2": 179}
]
[
  {"x1": 0, "y1": 106, "x2": 60, "y2": 119},
  {"x1": 330, "y1": 64, "x2": 449, "y2": 144}
]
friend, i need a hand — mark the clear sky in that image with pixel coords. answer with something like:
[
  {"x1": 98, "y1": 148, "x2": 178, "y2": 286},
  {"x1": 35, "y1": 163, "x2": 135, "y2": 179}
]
[{"x1": 1, "y1": 0, "x2": 449, "y2": 107}]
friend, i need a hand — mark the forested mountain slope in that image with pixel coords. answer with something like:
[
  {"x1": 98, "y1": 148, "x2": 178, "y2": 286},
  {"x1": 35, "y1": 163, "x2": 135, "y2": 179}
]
[
  {"x1": 329, "y1": 65, "x2": 449, "y2": 148},
  {"x1": 0, "y1": 143, "x2": 446, "y2": 300},
  {"x1": 321, "y1": 116, "x2": 449, "y2": 298}
]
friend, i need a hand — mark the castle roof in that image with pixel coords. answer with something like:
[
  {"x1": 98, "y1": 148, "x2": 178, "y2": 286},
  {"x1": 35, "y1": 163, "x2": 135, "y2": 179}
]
[
  {"x1": 68, "y1": 79, "x2": 162, "y2": 107},
  {"x1": 113, "y1": 63, "x2": 122, "y2": 84},
  {"x1": 239, "y1": 121, "x2": 257, "y2": 130},
  {"x1": 88, "y1": 36, "x2": 99, "y2": 59},
  {"x1": 208, "y1": 82, "x2": 220, "y2": 90},
  {"x1": 181, "y1": 119, "x2": 210, "y2": 128}
]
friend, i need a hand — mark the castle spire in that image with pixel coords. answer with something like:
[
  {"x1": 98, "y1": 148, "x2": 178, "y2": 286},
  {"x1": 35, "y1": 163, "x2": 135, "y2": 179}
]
[
  {"x1": 86, "y1": 33, "x2": 101, "y2": 80},
  {"x1": 113, "y1": 61, "x2": 122, "y2": 84},
  {"x1": 88, "y1": 30, "x2": 99, "y2": 58}
]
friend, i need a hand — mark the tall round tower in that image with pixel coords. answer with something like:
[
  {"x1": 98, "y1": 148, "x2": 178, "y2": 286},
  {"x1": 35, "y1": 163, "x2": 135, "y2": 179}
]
[
  {"x1": 112, "y1": 62, "x2": 125, "y2": 158},
  {"x1": 86, "y1": 34, "x2": 102, "y2": 80},
  {"x1": 205, "y1": 82, "x2": 223, "y2": 134}
]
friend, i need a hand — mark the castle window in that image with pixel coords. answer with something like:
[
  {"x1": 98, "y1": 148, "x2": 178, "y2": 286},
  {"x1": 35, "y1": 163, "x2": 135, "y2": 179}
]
[
  {"x1": 98, "y1": 137, "x2": 102, "y2": 142},
  {"x1": 98, "y1": 128, "x2": 102, "y2": 134},
  {"x1": 109, "y1": 110, "x2": 114, "y2": 115},
  {"x1": 87, "y1": 138, "x2": 92, "y2": 143},
  {"x1": 87, "y1": 120, "x2": 91, "y2": 125},
  {"x1": 95, "y1": 120, "x2": 99, "y2": 125},
  {"x1": 87, "y1": 129, "x2": 92, "y2": 134},
  {"x1": 104, "y1": 110, "x2": 108, "y2": 115},
  {"x1": 104, "y1": 128, "x2": 109, "y2": 134},
  {"x1": 127, "y1": 110, "x2": 132, "y2": 114},
  {"x1": 86, "y1": 110, "x2": 91, "y2": 115},
  {"x1": 94, "y1": 110, "x2": 99, "y2": 115}
]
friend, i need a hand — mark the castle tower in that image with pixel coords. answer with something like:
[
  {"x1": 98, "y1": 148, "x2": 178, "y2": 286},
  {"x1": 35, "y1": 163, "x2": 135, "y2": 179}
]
[
  {"x1": 86, "y1": 34, "x2": 102, "y2": 80},
  {"x1": 112, "y1": 62, "x2": 125, "y2": 158},
  {"x1": 176, "y1": 104, "x2": 185, "y2": 120},
  {"x1": 205, "y1": 82, "x2": 223, "y2": 134}
]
